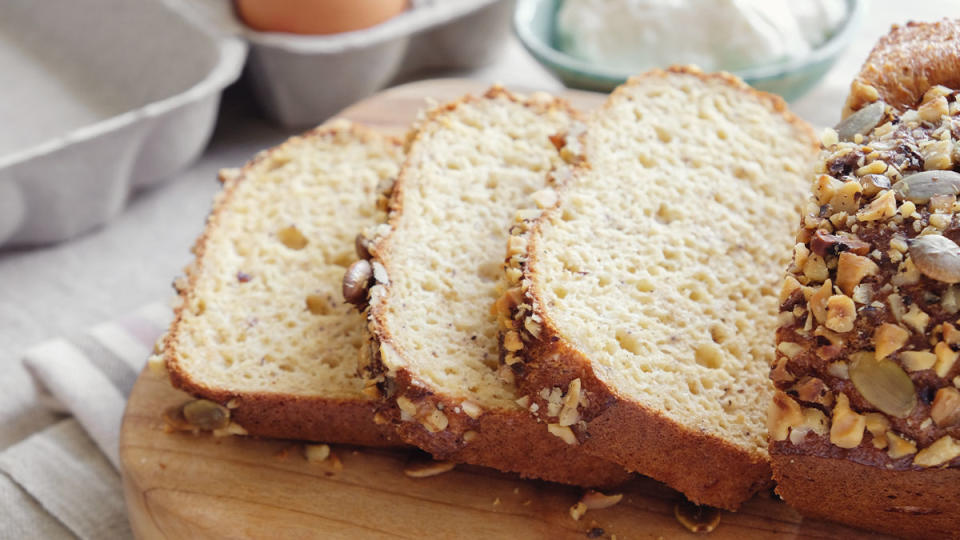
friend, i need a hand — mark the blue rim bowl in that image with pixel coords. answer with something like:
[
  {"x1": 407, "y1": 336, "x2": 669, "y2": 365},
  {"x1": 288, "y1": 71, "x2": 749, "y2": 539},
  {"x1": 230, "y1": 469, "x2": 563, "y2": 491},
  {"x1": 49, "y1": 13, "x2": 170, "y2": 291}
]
[{"x1": 515, "y1": 0, "x2": 863, "y2": 100}]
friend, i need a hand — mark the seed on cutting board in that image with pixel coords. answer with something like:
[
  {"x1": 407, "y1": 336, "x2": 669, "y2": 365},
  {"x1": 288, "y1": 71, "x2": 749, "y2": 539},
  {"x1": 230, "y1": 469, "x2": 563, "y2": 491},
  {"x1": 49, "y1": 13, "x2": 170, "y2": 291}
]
[
  {"x1": 891, "y1": 170, "x2": 960, "y2": 204},
  {"x1": 834, "y1": 100, "x2": 886, "y2": 142},
  {"x1": 909, "y1": 234, "x2": 960, "y2": 283},
  {"x1": 182, "y1": 399, "x2": 231, "y2": 430},
  {"x1": 674, "y1": 500, "x2": 722, "y2": 533}
]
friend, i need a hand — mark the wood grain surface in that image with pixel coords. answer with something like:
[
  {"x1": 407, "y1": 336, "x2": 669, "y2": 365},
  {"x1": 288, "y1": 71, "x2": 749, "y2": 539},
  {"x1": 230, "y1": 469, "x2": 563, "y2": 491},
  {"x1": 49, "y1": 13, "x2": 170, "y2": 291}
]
[{"x1": 120, "y1": 79, "x2": 885, "y2": 539}]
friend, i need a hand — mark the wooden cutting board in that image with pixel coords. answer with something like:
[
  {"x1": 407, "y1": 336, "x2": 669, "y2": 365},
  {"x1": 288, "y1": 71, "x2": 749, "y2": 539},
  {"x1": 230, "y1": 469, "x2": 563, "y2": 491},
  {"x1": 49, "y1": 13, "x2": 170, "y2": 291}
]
[{"x1": 119, "y1": 79, "x2": 881, "y2": 540}]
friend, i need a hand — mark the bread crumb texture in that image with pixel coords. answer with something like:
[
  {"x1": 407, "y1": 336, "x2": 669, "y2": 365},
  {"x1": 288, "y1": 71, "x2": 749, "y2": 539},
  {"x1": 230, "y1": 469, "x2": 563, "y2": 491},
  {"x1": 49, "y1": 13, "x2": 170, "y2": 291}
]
[
  {"x1": 170, "y1": 124, "x2": 401, "y2": 397},
  {"x1": 376, "y1": 90, "x2": 572, "y2": 409},
  {"x1": 532, "y1": 71, "x2": 814, "y2": 456}
]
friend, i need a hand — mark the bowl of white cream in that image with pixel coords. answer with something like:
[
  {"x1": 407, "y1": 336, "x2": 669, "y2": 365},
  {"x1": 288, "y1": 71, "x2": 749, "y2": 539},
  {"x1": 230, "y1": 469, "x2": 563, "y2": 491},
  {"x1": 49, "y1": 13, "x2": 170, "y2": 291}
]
[{"x1": 515, "y1": 0, "x2": 862, "y2": 99}]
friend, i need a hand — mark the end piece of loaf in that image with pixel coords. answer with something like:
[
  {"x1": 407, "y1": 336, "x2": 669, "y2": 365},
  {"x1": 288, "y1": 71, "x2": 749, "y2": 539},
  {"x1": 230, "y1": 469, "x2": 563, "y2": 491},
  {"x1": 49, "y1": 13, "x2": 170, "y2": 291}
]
[
  {"x1": 359, "y1": 87, "x2": 631, "y2": 487},
  {"x1": 844, "y1": 19, "x2": 960, "y2": 117},
  {"x1": 163, "y1": 120, "x2": 402, "y2": 446},
  {"x1": 772, "y1": 31, "x2": 960, "y2": 537},
  {"x1": 499, "y1": 67, "x2": 817, "y2": 509}
]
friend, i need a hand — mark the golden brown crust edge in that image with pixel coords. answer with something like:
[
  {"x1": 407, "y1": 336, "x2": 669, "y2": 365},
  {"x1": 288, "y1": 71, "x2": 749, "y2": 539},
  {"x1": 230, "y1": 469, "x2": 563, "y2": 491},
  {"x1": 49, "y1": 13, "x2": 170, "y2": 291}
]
[
  {"x1": 772, "y1": 448, "x2": 960, "y2": 539},
  {"x1": 360, "y1": 86, "x2": 631, "y2": 487},
  {"x1": 497, "y1": 67, "x2": 818, "y2": 510},
  {"x1": 164, "y1": 120, "x2": 402, "y2": 447},
  {"x1": 844, "y1": 19, "x2": 960, "y2": 116}
]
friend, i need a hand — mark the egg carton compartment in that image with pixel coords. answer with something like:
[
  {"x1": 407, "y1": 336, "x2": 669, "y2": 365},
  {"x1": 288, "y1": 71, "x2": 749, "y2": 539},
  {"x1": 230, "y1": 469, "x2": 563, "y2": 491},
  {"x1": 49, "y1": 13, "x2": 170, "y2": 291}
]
[
  {"x1": 189, "y1": 0, "x2": 514, "y2": 127},
  {"x1": 0, "y1": 0, "x2": 246, "y2": 248}
]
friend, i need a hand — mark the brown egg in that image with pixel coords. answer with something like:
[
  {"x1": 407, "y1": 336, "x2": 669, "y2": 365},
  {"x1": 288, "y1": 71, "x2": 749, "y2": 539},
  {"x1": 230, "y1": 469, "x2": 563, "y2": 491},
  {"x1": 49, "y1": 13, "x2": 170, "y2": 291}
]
[{"x1": 236, "y1": 0, "x2": 409, "y2": 35}]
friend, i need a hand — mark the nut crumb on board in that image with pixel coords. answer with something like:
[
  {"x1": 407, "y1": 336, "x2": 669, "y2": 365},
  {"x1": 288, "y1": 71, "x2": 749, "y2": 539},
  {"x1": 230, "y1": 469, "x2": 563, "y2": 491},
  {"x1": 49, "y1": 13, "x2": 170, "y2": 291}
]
[
  {"x1": 403, "y1": 457, "x2": 456, "y2": 478},
  {"x1": 674, "y1": 500, "x2": 722, "y2": 533}
]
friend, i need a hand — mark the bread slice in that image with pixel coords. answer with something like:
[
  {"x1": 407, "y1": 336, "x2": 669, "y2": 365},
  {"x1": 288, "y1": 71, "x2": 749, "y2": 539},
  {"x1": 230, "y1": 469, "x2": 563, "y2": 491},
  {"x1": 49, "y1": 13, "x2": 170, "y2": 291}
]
[
  {"x1": 163, "y1": 120, "x2": 402, "y2": 446},
  {"x1": 358, "y1": 87, "x2": 631, "y2": 487},
  {"x1": 772, "y1": 22, "x2": 960, "y2": 538},
  {"x1": 497, "y1": 67, "x2": 817, "y2": 509}
]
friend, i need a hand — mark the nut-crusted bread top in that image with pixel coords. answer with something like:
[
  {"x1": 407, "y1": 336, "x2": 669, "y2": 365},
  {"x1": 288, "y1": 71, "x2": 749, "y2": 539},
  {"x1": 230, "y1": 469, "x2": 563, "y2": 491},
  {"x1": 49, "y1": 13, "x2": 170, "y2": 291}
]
[
  {"x1": 165, "y1": 121, "x2": 402, "y2": 401},
  {"x1": 771, "y1": 84, "x2": 960, "y2": 470},
  {"x1": 500, "y1": 68, "x2": 817, "y2": 507},
  {"x1": 367, "y1": 88, "x2": 574, "y2": 410}
]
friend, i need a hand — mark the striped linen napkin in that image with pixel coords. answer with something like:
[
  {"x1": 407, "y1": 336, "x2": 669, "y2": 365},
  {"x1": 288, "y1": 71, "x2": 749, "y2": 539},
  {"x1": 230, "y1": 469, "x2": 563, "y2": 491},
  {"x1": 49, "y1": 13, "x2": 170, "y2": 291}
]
[
  {"x1": 0, "y1": 303, "x2": 171, "y2": 540},
  {"x1": 22, "y1": 302, "x2": 172, "y2": 468}
]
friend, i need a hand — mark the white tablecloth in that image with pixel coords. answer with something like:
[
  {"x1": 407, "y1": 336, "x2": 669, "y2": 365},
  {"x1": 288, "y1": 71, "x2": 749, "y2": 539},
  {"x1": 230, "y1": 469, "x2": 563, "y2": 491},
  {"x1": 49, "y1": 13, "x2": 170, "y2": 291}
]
[{"x1": 0, "y1": 3, "x2": 954, "y2": 537}]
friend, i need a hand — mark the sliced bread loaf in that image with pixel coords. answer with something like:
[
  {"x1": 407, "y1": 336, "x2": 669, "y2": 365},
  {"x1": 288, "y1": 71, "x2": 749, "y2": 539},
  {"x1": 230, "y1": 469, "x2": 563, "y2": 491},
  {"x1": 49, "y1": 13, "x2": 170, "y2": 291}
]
[
  {"x1": 771, "y1": 21, "x2": 960, "y2": 538},
  {"x1": 358, "y1": 87, "x2": 631, "y2": 487},
  {"x1": 163, "y1": 120, "x2": 402, "y2": 446},
  {"x1": 497, "y1": 67, "x2": 817, "y2": 509}
]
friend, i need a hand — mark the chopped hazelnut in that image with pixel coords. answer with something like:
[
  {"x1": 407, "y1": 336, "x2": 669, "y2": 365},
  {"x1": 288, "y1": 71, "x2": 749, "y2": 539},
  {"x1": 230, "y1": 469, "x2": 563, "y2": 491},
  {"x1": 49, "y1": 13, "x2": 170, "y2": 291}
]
[
  {"x1": 831, "y1": 180, "x2": 863, "y2": 214},
  {"x1": 304, "y1": 444, "x2": 331, "y2": 463},
  {"x1": 547, "y1": 424, "x2": 577, "y2": 445},
  {"x1": 886, "y1": 432, "x2": 918, "y2": 459},
  {"x1": 901, "y1": 350, "x2": 937, "y2": 372},
  {"x1": 810, "y1": 230, "x2": 871, "y2": 257},
  {"x1": 943, "y1": 322, "x2": 960, "y2": 346},
  {"x1": 931, "y1": 387, "x2": 960, "y2": 428},
  {"x1": 770, "y1": 357, "x2": 795, "y2": 383},
  {"x1": 503, "y1": 330, "x2": 523, "y2": 352},
  {"x1": 768, "y1": 391, "x2": 804, "y2": 441},
  {"x1": 792, "y1": 376, "x2": 834, "y2": 408},
  {"x1": 864, "y1": 413, "x2": 891, "y2": 449},
  {"x1": 935, "y1": 341, "x2": 959, "y2": 378},
  {"x1": 788, "y1": 407, "x2": 829, "y2": 444},
  {"x1": 836, "y1": 252, "x2": 879, "y2": 295},
  {"x1": 873, "y1": 323, "x2": 910, "y2": 360},
  {"x1": 780, "y1": 275, "x2": 802, "y2": 304},
  {"x1": 777, "y1": 342, "x2": 804, "y2": 359},
  {"x1": 913, "y1": 436, "x2": 960, "y2": 467},
  {"x1": 808, "y1": 279, "x2": 833, "y2": 323},
  {"x1": 827, "y1": 361, "x2": 850, "y2": 379},
  {"x1": 793, "y1": 243, "x2": 810, "y2": 270},
  {"x1": 918, "y1": 96, "x2": 950, "y2": 124},
  {"x1": 825, "y1": 294, "x2": 856, "y2": 332},
  {"x1": 813, "y1": 174, "x2": 843, "y2": 205},
  {"x1": 901, "y1": 304, "x2": 931, "y2": 334},
  {"x1": 857, "y1": 190, "x2": 897, "y2": 221},
  {"x1": 803, "y1": 254, "x2": 829, "y2": 282},
  {"x1": 830, "y1": 394, "x2": 866, "y2": 449}
]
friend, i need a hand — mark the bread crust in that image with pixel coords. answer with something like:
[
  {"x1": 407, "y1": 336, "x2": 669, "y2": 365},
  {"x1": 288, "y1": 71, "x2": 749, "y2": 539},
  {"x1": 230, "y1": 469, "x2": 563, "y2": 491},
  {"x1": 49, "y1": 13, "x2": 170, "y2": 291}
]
[
  {"x1": 844, "y1": 19, "x2": 960, "y2": 116},
  {"x1": 500, "y1": 66, "x2": 817, "y2": 510},
  {"x1": 772, "y1": 445, "x2": 960, "y2": 539},
  {"x1": 362, "y1": 86, "x2": 632, "y2": 487},
  {"x1": 164, "y1": 120, "x2": 402, "y2": 447}
]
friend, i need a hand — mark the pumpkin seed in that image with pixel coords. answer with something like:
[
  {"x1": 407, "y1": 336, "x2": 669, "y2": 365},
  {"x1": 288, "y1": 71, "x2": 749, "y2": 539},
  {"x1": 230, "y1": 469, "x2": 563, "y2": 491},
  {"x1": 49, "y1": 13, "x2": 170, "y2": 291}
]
[
  {"x1": 849, "y1": 352, "x2": 917, "y2": 418},
  {"x1": 892, "y1": 170, "x2": 960, "y2": 204},
  {"x1": 835, "y1": 101, "x2": 886, "y2": 142},
  {"x1": 182, "y1": 399, "x2": 230, "y2": 430},
  {"x1": 909, "y1": 234, "x2": 960, "y2": 283}
]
